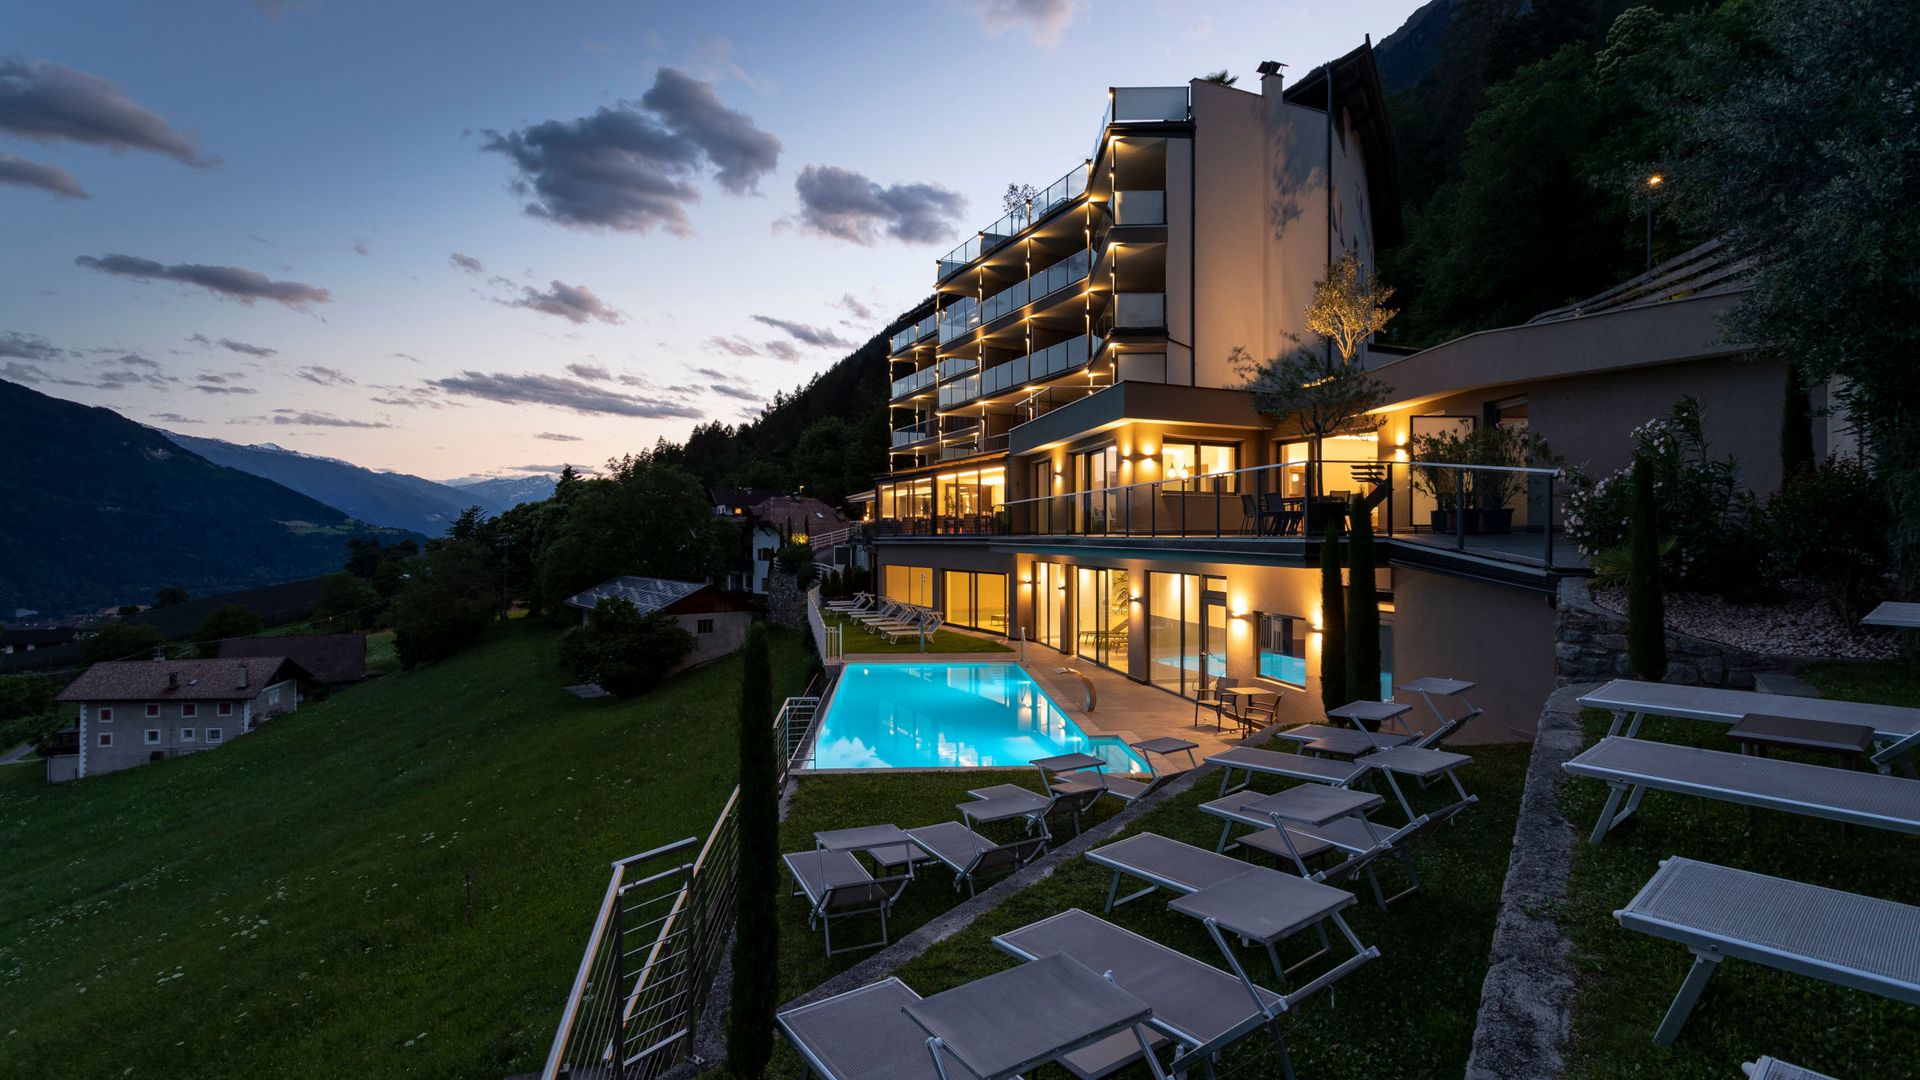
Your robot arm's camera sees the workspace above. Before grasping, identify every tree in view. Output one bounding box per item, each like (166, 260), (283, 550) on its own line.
(81, 622), (170, 664)
(534, 456), (736, 611)
(1001, 182), (1038, 214)
(154, 585), (188, 607)
(553, 464), (585, 503)
(1649, 0), (1920, 594)
(312, 572), (380, 630)
(727, 623), (778, 1077)
(1627, 454), (1667, 680)
(1317, 517), (1348, 711)
(1304, 252), (1397, 365)
(448, 505), (487, 542)
(1345, 496), (1382, 703)
(391, 544), (498, 669)
(557, 599), (697, 697)
(193, 604), (263, 657)
(0, 673), (54, 723)
(1780, 361), (1814, 479)
(1199, 69), (1237, 86)
(1234, 342), (1388, 499)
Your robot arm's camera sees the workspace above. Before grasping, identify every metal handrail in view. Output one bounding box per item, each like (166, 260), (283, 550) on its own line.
(997, 458), (1556, 513)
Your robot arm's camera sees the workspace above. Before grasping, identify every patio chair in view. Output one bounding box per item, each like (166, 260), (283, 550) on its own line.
(995, 907), (1372, 1080)
(1563, 736), (1920, 845)
(903, 820), (1049, 897)
(1193, 674), (1229, 731)
(777, 977), (941, 1080)
(1743, 1057), (1840, 1080)
(782, 850), (911, 958)
(1615, 857), (1920, 1046)
(961, 783), (1104, 839)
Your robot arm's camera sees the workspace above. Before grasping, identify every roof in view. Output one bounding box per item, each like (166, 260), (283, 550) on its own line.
(1526, 238), (1752, 325)
(56, 657), (309, 703)
(1282, 39), (1403, 250)
(752, 496), (851, 536)
(219, 634), (367, 684)
(708, 486), (780, 510)
(564, 577), (707, 616)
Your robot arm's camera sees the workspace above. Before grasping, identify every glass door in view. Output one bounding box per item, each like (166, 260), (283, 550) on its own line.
(1075, 445), (1119, 534)
(1035, 561), (1065, 651)
(1074, 566), (1131, 673)
(1200, 576), (1228, 690)
(1149, 572), (1204, 698)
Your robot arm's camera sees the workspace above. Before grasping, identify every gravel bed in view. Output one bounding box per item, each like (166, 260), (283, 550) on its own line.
(1591, 582), (1900, 659)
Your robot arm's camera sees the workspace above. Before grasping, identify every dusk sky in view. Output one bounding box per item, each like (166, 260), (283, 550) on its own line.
(1, 0), (1422, 483)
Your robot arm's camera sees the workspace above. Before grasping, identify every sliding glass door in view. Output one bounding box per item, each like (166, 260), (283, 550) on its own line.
(1074, 566), (1130, 674)
(1034, 561), (1066, 651)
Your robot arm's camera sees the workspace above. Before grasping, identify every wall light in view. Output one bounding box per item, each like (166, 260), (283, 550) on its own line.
(1130, 594), (1142, 605)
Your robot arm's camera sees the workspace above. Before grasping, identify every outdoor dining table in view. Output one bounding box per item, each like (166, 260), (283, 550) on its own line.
(903, 952), (1159, 1080)
(1221, 685), (1280, 729)
(814, 822), (924, 878)
(1031, 751), (1109, 794)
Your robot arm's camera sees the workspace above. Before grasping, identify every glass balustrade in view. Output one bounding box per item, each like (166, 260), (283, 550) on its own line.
(936, 357), (976, 380)
(889, 313), (938, 354)
(939, 333), (1097, 408)
(937, 296), (981, 344)
(890, 419), (936, 447)
(1113, 190), (1166, 226)
(941, 249), (1091, 345)
(889, 366), (938, 399)
(936, 163), (1091, 282)
(1110, 86), (1190, 123)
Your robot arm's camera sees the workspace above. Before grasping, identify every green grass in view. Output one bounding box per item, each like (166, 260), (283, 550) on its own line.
(1799, 658), (1920, 708)
(768, 741), (1530, 1079)
(363, 628), (399, 674)
(1561, 696), (1920, 1078)
(0, 619), (812, 1079)
(823, 611), (1012, 654)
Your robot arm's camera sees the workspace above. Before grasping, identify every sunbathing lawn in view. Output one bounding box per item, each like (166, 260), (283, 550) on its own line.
(769, 740), (1530, 1079)
(1560, 668), (1920, 1078)
(822, 610), (1012, 655)
(0, 620), (812, 1079)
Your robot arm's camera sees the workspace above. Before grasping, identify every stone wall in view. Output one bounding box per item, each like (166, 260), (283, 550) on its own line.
(1554, 578), (1791, 688)
(764, 566), (811, 636)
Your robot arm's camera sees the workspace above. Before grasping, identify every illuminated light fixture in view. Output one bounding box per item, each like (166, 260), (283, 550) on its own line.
(1647, 173), (1665, 188)
(1129, 594), (1142, 605)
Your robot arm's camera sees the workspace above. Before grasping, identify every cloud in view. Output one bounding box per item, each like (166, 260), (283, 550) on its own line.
(0, 57), (213, 165)
(192, 383), (257, 395)
(188, 332), (277, 357)
(296, 365), (354, 386)
(763, 340), (800, 362)
(75, 254), (331, 309)
(270, 409), (391, 428)
(107, 352), (164, 371)
(836, 292), (874, 320)
(691, 365), (746, 383)
(352, 239), (370, 256)
(391, 351), (422, 364)
(449, 251), (485, 273)
(149, 412), (201, 424)
(565, 361), (612, 380)
(367, 385), (448, 409)
(704, 335), (759, 358)
(502, 280), (624, 324)
(751, 314), (854, 350)
(968, 0), (1079, 46)
(2, 361), (68, 385)
(709, 382), (761, 402)
(480, 67), (779, 234)
(429, 370), (705, 419)
(0, 153), (86, 199)
(790, 164), (965, 245)
(0, 330), (64, 361)
(535, 431), (582, 442)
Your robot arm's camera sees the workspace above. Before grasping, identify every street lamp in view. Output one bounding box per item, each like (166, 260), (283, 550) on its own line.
(1644, 173), (1664, 272)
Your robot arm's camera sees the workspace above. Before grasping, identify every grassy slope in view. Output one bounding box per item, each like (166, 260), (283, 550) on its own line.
(0, 620), (810, 1079)
(822, 611), (1012, 654)
(1561, 661), (1920, 1078)
(770, 741), (1530, 1079)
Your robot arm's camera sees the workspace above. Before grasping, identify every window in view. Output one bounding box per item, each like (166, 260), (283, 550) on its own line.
(696, 618), (714, 634)
(1074, 567), (1131, 674)
(942, 571), (1009, 633)
(1160, 441), (1239, 492)
(882, 564), (933, 606)
(1149, 573), (1225, 698)
(98, 707), (113, 722)
(1258, 614), (1308, 688)
(207, 728), (224, 743)
(144, 729), (161, 745)
(145, 703), (160, 718)
(1033, 561), (1066, 651)
(180, 728), (195, 743)
(181, 703), (197, 718)
(217, 702), (232, 717)
(98, 733), (113, 747)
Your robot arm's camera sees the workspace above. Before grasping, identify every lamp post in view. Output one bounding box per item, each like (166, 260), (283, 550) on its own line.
(1644, 173), (1664, 273)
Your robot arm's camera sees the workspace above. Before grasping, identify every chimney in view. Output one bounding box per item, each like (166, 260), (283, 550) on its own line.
(235, 662), (249, 690)
(167, 671), (179, 689)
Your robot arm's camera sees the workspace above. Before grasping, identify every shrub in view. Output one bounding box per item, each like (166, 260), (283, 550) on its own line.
(194, 604), (264, 658)
(0, 673), (54, 723)
(556, 598), (697, 697)
(1318, 516), (1348, 710)
(728, 623), (777, 1076)
(1465, 424), (1560, 511)
(1345, 495), (1382, 702)
(1627, 455), (1668, 680)
(390, 547), (497, 669)
(1761, 455), (1890, 615)
(312, 572), (382, 630)
(774, 540), (814, 579)
(80, 622), (170, 664)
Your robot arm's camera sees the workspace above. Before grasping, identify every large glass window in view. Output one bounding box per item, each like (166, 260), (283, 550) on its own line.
(1074, 567), (1130, 674)
(1035, 561), (1066, 651)
(1148, 573), (1214, 697)
(1160, 441), (1239, 492)
(1075, 446), (1119, 533)
(882, 564), (933, 606)
(942, 571), (1008, 633)
(1258, 614), (1307, 687)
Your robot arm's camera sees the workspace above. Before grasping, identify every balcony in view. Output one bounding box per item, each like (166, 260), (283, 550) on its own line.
(1109, 292), (1166, 330)
(939, 248), (1094, 345)
(889, 313), (939, 355)
(937, 163), (1090, 281)
(941, 431), (1011, 461)
(935, 357), (977, 381)
(940, 333), (1099, 409)
(889, 365), (938, 400)
(1112, 190), (1166, 226)
(890, 419), (936, 447)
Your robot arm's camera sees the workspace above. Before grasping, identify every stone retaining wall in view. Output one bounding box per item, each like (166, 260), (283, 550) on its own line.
(764, 566), (810, 636)
(1554, 578), (1791, 689)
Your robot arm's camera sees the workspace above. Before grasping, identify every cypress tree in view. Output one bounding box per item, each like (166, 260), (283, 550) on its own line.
(1345, 495), (1383, 703)
(1318, 514), (1349, 711)
(727, 623), (777, 1076)
(1780, 360), (1814, 478)
(1627, 455), (1668, 681)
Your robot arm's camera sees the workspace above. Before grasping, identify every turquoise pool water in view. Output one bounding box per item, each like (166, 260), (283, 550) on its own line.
(812, 663), (1149, 772)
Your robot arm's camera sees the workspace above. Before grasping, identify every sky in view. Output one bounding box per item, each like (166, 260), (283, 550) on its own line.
(0, 0), (1424, 484)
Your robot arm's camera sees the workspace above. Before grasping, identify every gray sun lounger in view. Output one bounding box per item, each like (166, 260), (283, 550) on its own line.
(1100, 769), (1183, 806)
(782, 850), (911, 957)
(777, 977), (942, 1080)
(1272, 723), (1415, 757)
(1743, 1057), (1840, 1080)
(823, 592), (875, 613)
(1207, 744), (1376, 795)
(1564, 736), (1920, 844)
(962, 784), (1103, 839)
(994, 907), (1372, 1080)
(1579, 679), (1920, 774)
(904, 820), (1048, 897)
(1617, 856), (1920, 1046)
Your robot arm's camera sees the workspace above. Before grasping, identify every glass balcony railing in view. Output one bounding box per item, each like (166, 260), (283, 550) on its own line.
(1092, 86), (1192, 175)
(1112, 189), (1166, 226)
(936, 163), (1090, 282)
(889, 313), (939, 355)
(889, 365), (938, 399)
(891, 419), (936, 447)
(936, 357), (977, 381)
(939, 248), (1093, 345)
(939, 333), (1098, 408)
(1110, 292), (1166, 329)
(937, 295), (980, 344)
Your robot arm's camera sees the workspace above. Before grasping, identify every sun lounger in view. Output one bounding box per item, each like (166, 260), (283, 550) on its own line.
(881, 611), (941, 645)
(1272, 723), (1415, 757)
(1168, 864), (1374, 986)
(961, 784), (1103, 839)
(823, 592), (875, 613)
(994, 907), (1372, 1080)
(1100, 769), (1182, 806)
(854, 602), (913, 627)
(1578, 679), (1920, 774)
(782, 850), (911, 957)
(777, 977), (939, 1080)
(904, 953), (1161, 1080)
(1086, 831), (1265, 912)
(1616, 857), (1920, 1046)
(1564, 736), (1920, 845)
(903, 820), (1048, 896)
(1207, 744), (1376, 795)
(1743, 1057), (1839, 1080)
(1355, 744), (1475, 820)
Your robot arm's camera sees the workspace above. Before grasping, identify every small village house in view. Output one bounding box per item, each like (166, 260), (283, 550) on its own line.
(218, 633), (369, 689)
(564, 577), (754, 673)
(49, 656), (313, 782)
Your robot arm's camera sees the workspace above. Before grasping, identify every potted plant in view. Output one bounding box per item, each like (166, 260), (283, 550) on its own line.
(1409, 429), (1470, 533)
(1465, 425), (1560, 534)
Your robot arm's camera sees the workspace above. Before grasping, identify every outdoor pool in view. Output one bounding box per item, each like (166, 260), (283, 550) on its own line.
(810, 662), (1149, 772)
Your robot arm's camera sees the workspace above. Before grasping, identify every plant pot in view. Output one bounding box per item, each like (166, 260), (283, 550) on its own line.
(1475, 507), (1515, 534)
(1427, 509), (1456, 533)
